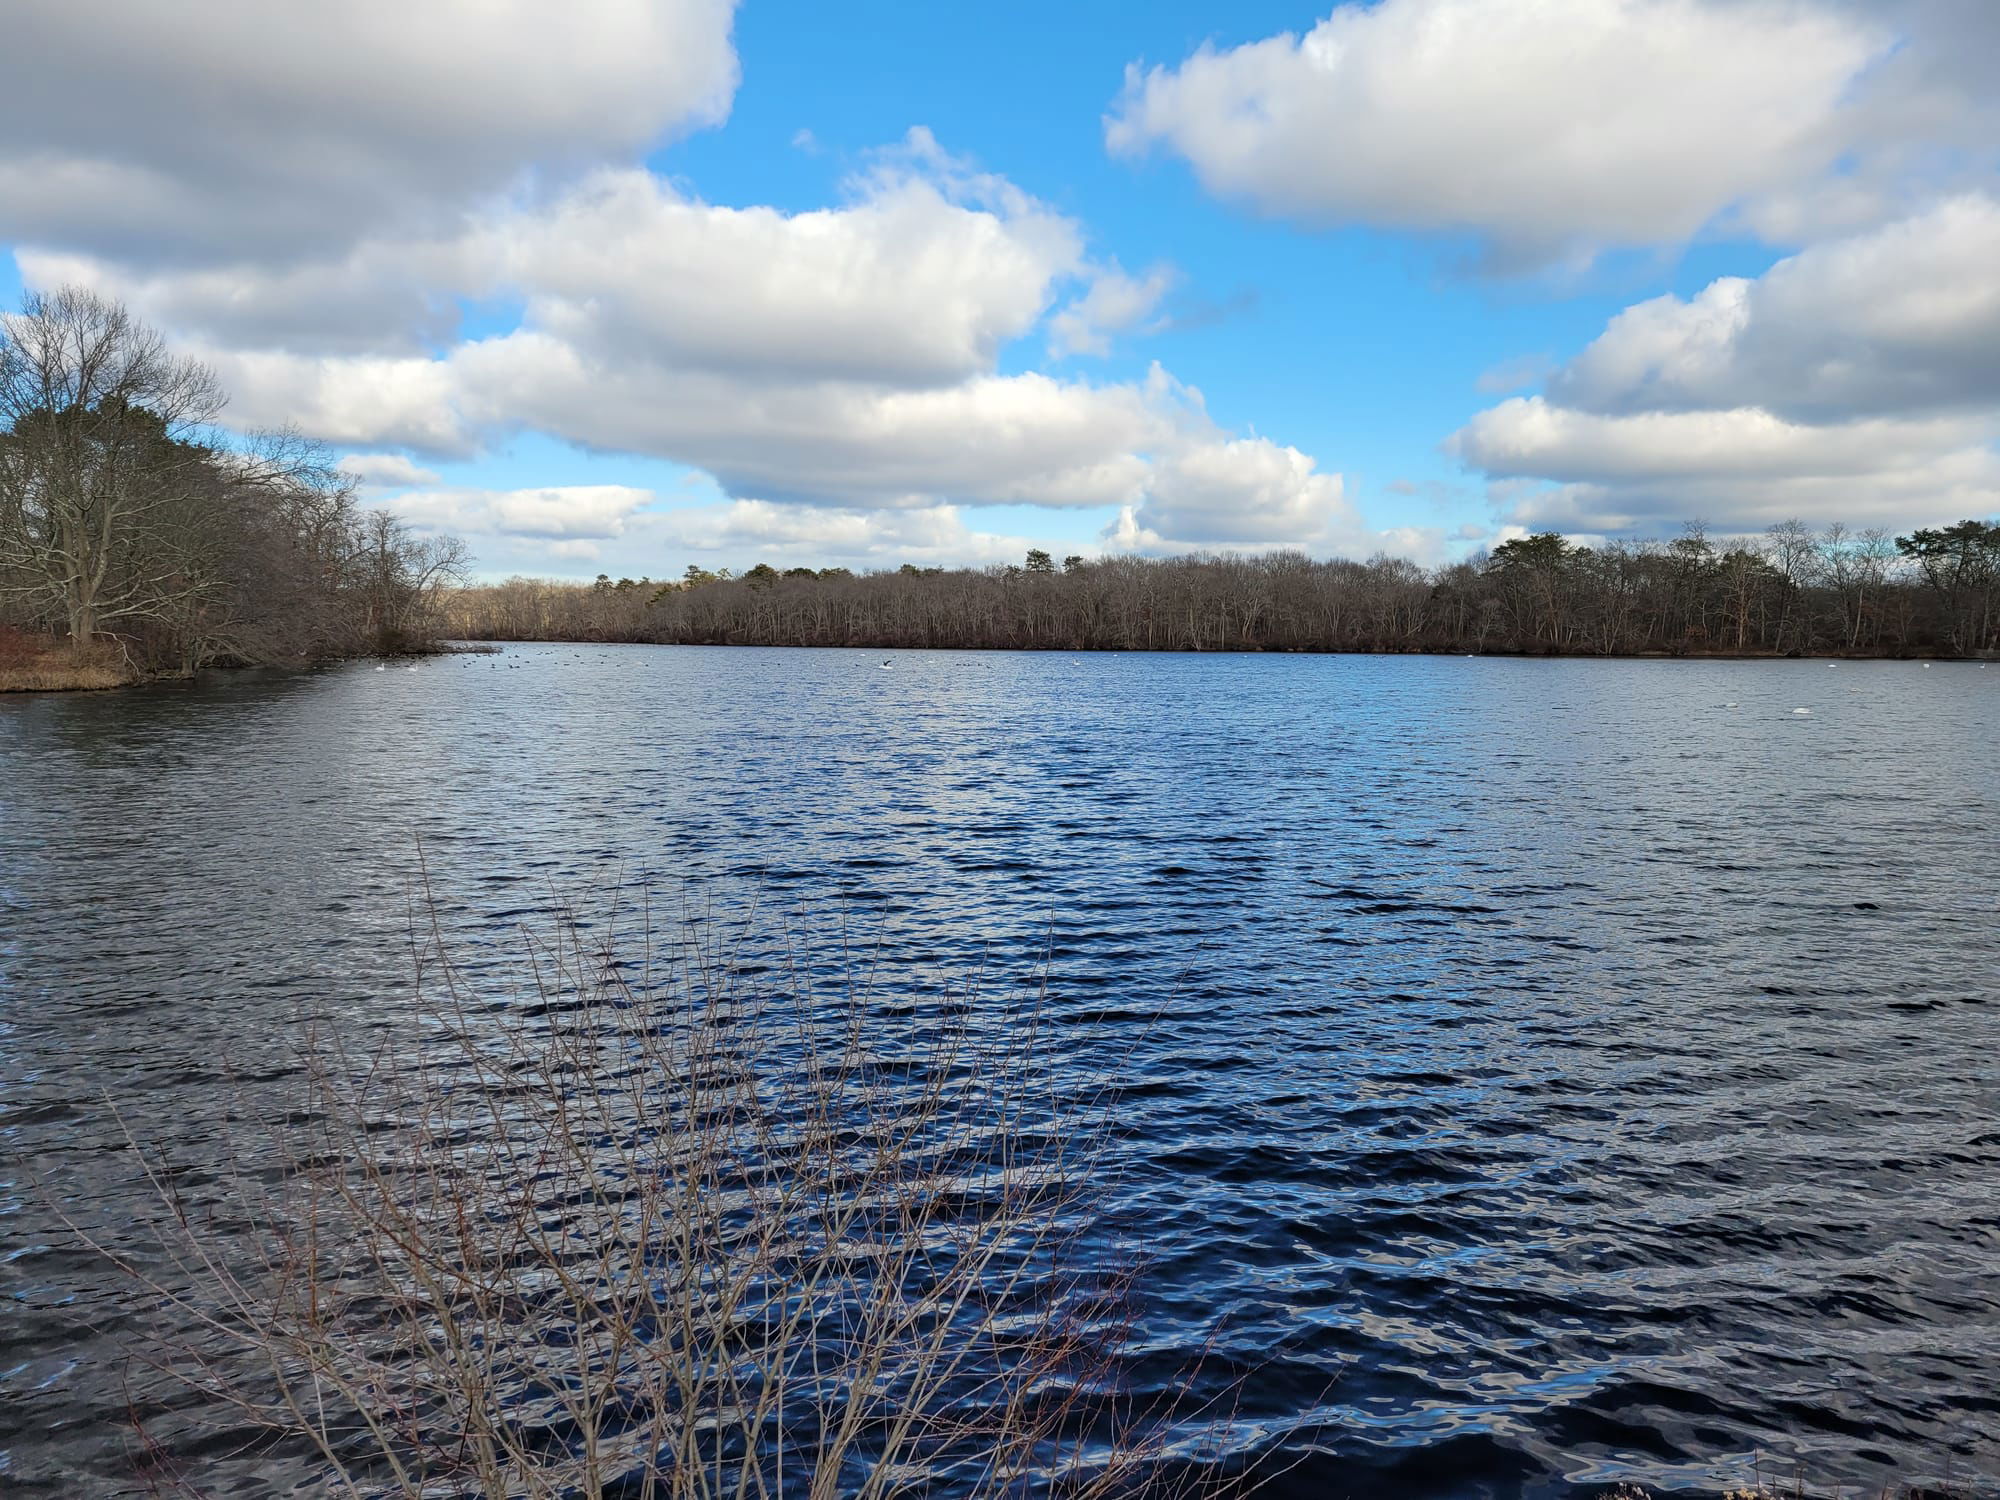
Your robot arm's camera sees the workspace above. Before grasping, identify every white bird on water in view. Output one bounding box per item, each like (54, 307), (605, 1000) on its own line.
(375, 664), (386, 672)
(879, 660), (894, 670)
(1793, 707), (1812, 715)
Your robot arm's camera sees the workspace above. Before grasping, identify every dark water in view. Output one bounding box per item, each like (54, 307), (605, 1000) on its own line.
(2, 645), (1996, 1497)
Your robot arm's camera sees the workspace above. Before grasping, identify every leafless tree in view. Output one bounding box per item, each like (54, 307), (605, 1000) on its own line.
(0, 286), (224, 642)
(1, 296), (470, 677)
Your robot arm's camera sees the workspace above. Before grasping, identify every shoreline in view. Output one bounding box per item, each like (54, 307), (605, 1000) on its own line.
(454, 635), (2000, 663)
(0, 637), (481, 695)
(8, 635), (1991, 694)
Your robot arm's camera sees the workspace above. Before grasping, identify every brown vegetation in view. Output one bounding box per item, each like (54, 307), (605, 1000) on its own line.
(99, 899), (1240, 1499)
(0, 288), (466, 685)
(445, 521), (2000, 659)
(0, 622), (131, 691)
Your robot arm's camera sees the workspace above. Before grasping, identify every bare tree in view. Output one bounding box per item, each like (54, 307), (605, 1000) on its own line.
(0, 286), (224, 642)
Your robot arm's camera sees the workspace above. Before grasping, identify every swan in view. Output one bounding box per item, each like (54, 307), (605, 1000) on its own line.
(1792, 707), (1811, 715)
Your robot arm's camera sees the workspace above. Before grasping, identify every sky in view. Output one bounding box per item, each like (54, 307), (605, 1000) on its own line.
(2, 0), (1997, 580)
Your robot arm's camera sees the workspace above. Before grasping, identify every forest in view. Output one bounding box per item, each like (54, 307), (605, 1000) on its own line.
(447, 520), (2000, 659)
(8, 288), (1996, 676)
(0, 288), (464, 687)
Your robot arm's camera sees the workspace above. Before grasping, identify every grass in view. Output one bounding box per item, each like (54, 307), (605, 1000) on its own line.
(0, 625), (134, 691)
(93, 892), (1244, 1500)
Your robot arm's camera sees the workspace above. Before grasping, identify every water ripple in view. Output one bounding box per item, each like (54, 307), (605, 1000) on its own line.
(1, 646), (1996, 1497)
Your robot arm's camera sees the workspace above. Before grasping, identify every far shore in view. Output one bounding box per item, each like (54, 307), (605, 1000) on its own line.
(452, 634), (2000, 663)
(8, 635), (1997, 694)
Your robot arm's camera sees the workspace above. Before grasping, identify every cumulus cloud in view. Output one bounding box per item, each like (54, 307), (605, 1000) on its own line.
(0, 0), (739, 262)
(1454, 398), (2000, 533)
(1115, 437), (1353, 547)
(1452, 197), (2000, 533)
(1483, 448), (2000, 533)
(422, 498), (1055, 578)
(187, 313), (1373, 553)
(390, 486), (655, 541)
(1049, 263), (1177, 357)
(15, 244), (470, 356)
(655, 500), (1039, 568)
(1105, 0), (1973, 265)
(335, 453), (442, 488)
(199, 347), (475, 455)
(497, 158), (1080, 386)
(189, 334), (1166, 514)
(19, 132), (1090, 384)
(1452, 400), (1994, 485)
(1548, 194), (2000, 420)
(9, 61), (1362, 565)
(444, 341), (1167, 510)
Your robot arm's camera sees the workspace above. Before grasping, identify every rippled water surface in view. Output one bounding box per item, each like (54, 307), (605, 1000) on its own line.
(3, 645), (1996, 1497)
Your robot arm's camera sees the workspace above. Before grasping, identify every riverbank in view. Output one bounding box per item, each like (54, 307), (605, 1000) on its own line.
(0, 628), (487, 693)
(0, 630), (133, 692)
(440, 537), (1999, 659)
(459, 632), (1997, 663)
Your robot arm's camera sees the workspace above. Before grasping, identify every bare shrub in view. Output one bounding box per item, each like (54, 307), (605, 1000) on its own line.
(102, 896), (1232, 1499)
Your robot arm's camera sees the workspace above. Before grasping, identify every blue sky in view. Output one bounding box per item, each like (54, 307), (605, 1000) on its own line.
(3, 0), (1996, 578)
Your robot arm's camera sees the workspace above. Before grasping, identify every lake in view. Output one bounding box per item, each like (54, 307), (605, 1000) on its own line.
(2, 645), (1996, 1497)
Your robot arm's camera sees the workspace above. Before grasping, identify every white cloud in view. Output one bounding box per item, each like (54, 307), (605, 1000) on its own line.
(200, 348), (475, 455)
(187, 329), (1180, 513)
(1488, 448), (2000, 533)
(0, 0), (739, 262)
(1451, 399), (1991, 485)
(1049, 262), (1178, 357)
(15, 244), (469, 356)
(655, 500), (1038, 567)
(1449, 188), (2000, 535)
(456, 343), (1169, 510)
(391, 486), (655, 540)
(335, 453), (442, 488)
(1453, 395), (2000, 531)
(493, 153), (1083, 386)
(1106, 0), (1916, 265)
(10, 95), (1364, 562)
(1117, 437), (1354, 547)
(1548, 194), (2000, 420)
(1415, 114), (2000, 543)
(19, 133), (1095, 387)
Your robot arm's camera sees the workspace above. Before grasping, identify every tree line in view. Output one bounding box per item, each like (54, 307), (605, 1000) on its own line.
(446, 523), (2000, 658)
(0, 288), (465, 676)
